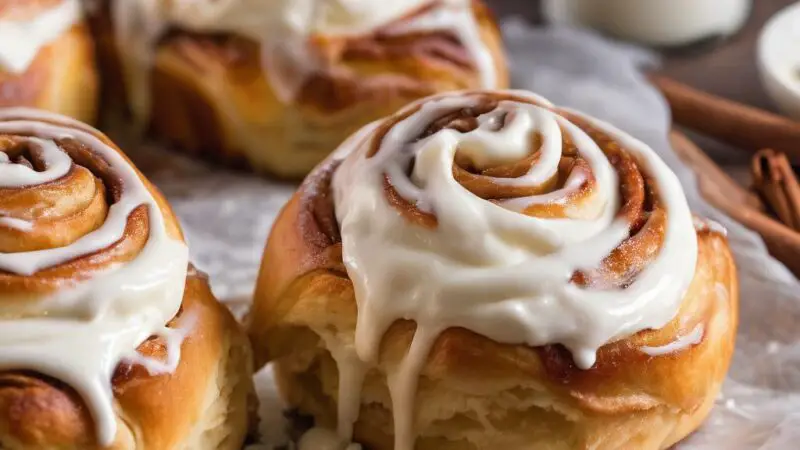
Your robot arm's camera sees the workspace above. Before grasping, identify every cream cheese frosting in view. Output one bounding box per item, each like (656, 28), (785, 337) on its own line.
(164, 0), (432, 36)
(329, 90), (699, 450)
(0, 0), (83, 73)
(640, 324), (705, 356)
(0, 108), (189, 445)
(109, 0), (497, 121)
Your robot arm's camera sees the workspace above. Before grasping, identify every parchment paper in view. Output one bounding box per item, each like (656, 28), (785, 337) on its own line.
(132, 21), (800, 449)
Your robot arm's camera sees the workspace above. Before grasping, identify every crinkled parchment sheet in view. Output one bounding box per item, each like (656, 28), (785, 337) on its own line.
(128, 22), (800, 450)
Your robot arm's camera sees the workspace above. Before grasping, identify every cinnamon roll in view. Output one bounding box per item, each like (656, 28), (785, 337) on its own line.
(91, 0), (508, 178)
(248, 90), (739, 450)
(0, 109), (254, 449)
(0, 0), (98, 123)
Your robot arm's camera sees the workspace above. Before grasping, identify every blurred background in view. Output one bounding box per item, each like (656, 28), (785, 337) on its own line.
(490, 0), (786, 113)
(487, 0), (797, 183)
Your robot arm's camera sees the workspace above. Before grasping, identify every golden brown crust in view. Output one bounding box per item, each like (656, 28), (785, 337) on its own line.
(92, 0), (508, 177)
(0, 373), (95, 448)
(0, 115), (179, 300)
(0, 121), (255, 449)
(0, 272), (256, 450)
(0, 19), (98, 124)
(248, 93), (739, 449)
(111, 271), (256, 450)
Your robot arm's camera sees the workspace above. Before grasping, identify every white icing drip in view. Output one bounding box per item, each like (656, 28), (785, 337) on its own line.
(330, 90), (698, 450)
(331, 351), (367, 441)
(694, 216), (728, 236)
(109, 0), (496, 122)
(122, 309), (198, 375)
(640, 324), (705, 356)
(0, 108), (189, 446)
(109, 0), (168, 126)
(386, 327), (439, 450)
(0, 0), (83, 73)
(0, 216), (34, 231)
(711, 220), (727, 235)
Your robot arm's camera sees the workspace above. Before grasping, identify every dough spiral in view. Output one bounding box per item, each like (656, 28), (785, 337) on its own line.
(0, 108), (254, 449)
(334, 90), (698, 370)
(249, 90), (738, 450)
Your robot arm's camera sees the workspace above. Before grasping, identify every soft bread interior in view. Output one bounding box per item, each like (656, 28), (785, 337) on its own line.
(273, 324), (725, 450)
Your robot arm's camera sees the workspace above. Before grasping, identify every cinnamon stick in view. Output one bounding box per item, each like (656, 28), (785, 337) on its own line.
(670, 132), (800, 278)
(652, 75), (800, 160)
(752, 149), (800, 231)
(668, 130), (764, 211)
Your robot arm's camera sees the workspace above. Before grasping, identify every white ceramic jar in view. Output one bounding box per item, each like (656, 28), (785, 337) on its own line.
(543, 0), (753, 47)
(758, 1), (800, 119)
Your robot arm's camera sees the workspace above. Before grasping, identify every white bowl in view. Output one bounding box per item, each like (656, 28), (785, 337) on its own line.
(758, 1), (800, 120)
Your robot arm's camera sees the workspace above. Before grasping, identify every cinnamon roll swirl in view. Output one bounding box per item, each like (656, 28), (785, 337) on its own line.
(0, 0), (98, 123)
(248, 90), (738, 450)
(90, 0), (508, 177)
(0, 109), (254, 449)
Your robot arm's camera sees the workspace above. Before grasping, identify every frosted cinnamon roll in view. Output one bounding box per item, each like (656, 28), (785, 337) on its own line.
(91, 0), (508, 178)
(248, 90), (738, 450)
(0, 0), (98, 123)
(0, 109), (254, 449)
